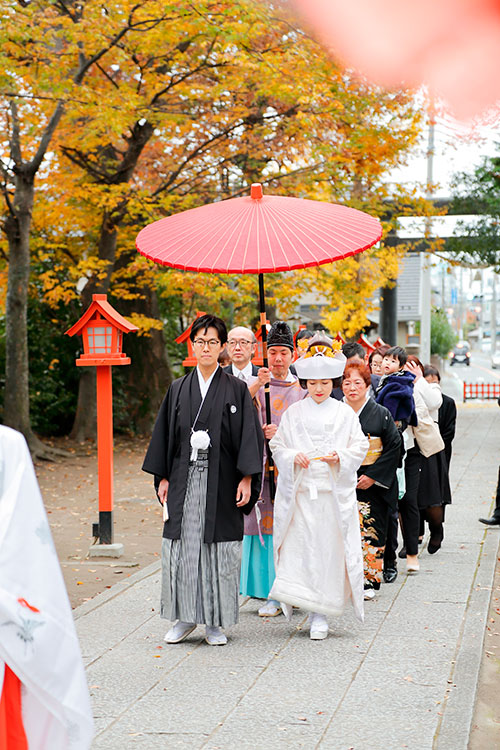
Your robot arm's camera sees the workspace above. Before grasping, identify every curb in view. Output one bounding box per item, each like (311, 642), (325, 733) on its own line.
(435, 528), (500, 749)
(73, 560), (161, 621)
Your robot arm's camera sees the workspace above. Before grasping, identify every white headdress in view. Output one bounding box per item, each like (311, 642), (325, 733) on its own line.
(294, 343), (347, 380)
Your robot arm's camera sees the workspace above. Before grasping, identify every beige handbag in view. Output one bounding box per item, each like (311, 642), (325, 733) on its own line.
(412, 404), (444, 458)
(361, 435), (383, 466)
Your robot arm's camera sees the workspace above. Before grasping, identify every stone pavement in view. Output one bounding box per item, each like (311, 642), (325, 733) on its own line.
(75, 404), (500, 750)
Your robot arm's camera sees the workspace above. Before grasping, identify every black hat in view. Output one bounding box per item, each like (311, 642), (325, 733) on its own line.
(267, 321), (294, 351)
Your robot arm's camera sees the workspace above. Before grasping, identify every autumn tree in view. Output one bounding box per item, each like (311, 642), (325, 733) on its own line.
(2, 0), (427, 441)
(34, 2), (425, 431)
(447, 152), (500, 271)
(0, 0), (178, 452)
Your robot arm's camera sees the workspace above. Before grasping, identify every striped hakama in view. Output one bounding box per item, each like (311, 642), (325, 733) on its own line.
(160, 451), (242, 628)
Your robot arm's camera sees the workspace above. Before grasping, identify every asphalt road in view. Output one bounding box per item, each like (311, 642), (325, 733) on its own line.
(443, 348), (500, 402)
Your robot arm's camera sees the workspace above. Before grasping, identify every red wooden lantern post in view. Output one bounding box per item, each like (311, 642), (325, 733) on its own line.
(66, 294), (138, 553)
(175, 311), (207, 366)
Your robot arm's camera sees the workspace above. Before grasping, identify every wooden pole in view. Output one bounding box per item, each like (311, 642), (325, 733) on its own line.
(96, 365), (114, 543)
(258, 273), (275, 499)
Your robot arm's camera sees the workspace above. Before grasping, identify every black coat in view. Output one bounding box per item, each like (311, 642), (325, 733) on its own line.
(142, 368), (264, 543)
(438, 393), (457, 467)
(356, 398), (402, 509)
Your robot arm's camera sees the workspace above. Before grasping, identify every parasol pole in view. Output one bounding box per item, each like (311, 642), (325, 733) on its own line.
(258, 273), (276, 499)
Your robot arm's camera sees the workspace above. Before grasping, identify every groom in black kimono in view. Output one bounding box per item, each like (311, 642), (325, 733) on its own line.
(143, 314), (263, 646)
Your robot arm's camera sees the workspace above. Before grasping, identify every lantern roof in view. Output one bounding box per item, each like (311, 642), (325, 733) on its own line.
(357, 333), (375, 354)
(66, 294), (139, 337)
(175, 311), (207, 345)
(373, 336), (388, 349)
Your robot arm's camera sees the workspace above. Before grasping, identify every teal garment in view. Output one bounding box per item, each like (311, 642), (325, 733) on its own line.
(240, 534), (275, 599)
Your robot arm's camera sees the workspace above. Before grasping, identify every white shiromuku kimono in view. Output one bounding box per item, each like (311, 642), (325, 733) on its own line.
(269, 397), (368, 621)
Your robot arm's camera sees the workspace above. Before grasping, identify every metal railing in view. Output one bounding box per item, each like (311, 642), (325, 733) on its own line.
(463, 382), (500, 402)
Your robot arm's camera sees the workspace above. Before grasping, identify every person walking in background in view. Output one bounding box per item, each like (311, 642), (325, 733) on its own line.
(224, 326), (259, 382)
(143, 314), (263, 646)
(420, 365), (456, 543)
(368, 345), (390, 377)
(331, 341), (380, 399)
(479, 468), (500, 526)
(295, 328), (313, 358)
(399, 355), (445, 572)
(269, 342), (367, 639)
(241, 321), (306, 618)
(375, 346), (417, 431)
(342, 362), (401, 600)
(479, 395), (500, 526)
(424, 365), (456, 476)
(374, 346), (418, 575)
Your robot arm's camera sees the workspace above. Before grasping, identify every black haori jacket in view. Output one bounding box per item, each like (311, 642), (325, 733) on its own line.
(142, 367), (264, 543)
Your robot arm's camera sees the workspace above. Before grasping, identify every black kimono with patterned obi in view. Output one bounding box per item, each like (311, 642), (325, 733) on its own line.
(355, 398), (402, 588)
(356, 398), (402, 508)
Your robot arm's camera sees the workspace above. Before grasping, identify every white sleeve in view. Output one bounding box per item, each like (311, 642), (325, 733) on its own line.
(415, 378), (442, 412)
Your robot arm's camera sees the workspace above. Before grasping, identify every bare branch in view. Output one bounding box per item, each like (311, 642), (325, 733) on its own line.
(95, 62), (120, 89)
(151, 107), (299, 198)
(9, 102), (22, 166)
(28, 100), (65, 175)
(74, 6), (174, 85)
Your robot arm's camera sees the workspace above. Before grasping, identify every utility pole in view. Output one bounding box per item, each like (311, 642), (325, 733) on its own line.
(420, 106), (434, 364)
(492, 272), (497, 354)
(479, 269), (484, 344)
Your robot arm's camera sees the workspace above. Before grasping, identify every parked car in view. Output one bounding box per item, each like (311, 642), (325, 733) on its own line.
(449, 342), (471, 366)
(492, 351), (500, 369)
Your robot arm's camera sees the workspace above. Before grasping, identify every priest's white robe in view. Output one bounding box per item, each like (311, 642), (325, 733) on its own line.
(269, 398), (368, 621)
(0, 426), (94, 749)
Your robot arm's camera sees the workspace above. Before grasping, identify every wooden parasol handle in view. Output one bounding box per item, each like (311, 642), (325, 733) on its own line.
(259, 273), (275, 499)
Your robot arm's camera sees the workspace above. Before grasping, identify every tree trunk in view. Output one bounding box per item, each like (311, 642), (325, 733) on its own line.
(69, 368), (97, 443)
(119, 286), (173, 434)
(4, 174), (34, 440)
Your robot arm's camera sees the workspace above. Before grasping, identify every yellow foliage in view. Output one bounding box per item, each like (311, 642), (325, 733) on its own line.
(0, 0), (430, 337)
(126, 313), (164, 336)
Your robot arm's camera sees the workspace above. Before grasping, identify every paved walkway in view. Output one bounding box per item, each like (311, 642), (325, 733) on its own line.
(75, 404), (500, 750)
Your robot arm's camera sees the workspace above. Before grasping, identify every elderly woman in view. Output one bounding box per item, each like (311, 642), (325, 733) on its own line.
(268, 341), (368, 640)
(342, 362), (402, 600)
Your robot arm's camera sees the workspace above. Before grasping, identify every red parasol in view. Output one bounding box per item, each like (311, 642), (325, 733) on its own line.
(136, 183), (382, 494)
(137, 183), (381, 274)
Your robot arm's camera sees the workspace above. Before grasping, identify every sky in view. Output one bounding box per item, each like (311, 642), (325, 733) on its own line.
(390, 107), (499, 239)
(390, 110), (499, 199)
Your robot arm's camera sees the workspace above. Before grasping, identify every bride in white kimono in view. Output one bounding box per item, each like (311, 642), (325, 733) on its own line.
(269, 342), (368, 639)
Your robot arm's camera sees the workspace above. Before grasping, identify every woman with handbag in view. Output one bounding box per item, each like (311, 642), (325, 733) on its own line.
(416, 361), (451, 554)
(399, 355), (444, 573)
(342, 362), (402, 600)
